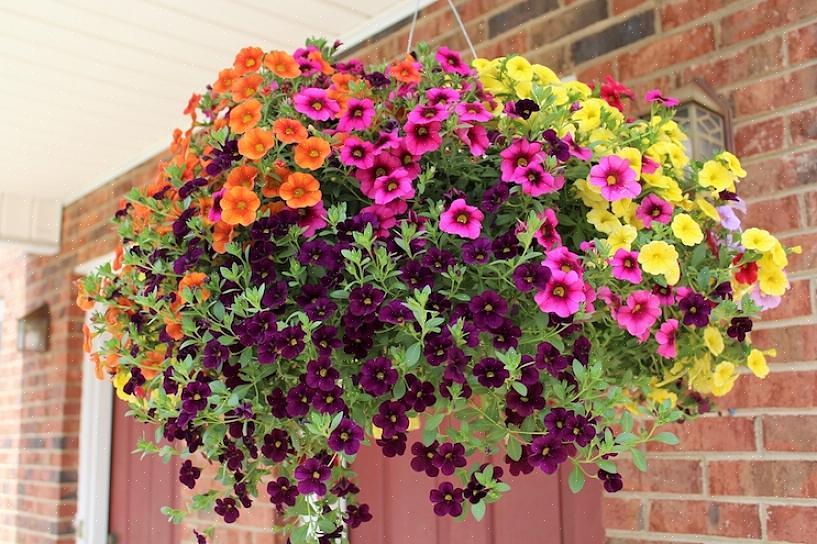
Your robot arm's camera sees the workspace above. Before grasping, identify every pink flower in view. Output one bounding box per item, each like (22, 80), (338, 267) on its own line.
(373, 168), (415, 204)
(407, 103), (449, 125)
(635, 193), (673, 228)
(534, 269), (586, 317)
(534, 209), (561, 249)
(297, 202), (328, 237)
(374, 129), (401, 151)
(616, 290), (661, 337)
(435, 46), (472, 76)
(655, 319), (679, 358)
(404, 121), (442, 155)
(645, 89), (680, 108)
(337, 98), (375, 132)
(610, 249), (642, 284)
(516, 164), (564, 196)
(339, 136), (375, 169)
(392, 144), (422, 180)
(455, 124), (490, 156)
(500, 139), (545, 182)
(544, 246), (583, 275)
(652, 284), (675, 305)
(589, 155), (640, 201)
(426, 87), (460, 105)
(455, 101), (492, 123)
(563, 132), (592, 161)
(641, 155), (660, 175)
(293, 87), (340, 121)
(600, 75), (634, 112)
(440, 198), (484, 239)
(361, 204), (398, 238)
(356, 152), (401, 197)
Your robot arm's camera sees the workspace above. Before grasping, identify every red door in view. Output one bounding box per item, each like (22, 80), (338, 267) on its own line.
(352, 429), (604, 543)
(108, 399), (181, 544)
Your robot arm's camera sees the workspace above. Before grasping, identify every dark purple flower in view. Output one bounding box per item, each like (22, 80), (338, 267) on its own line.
(181, 379), (211, 415)
(464, 464), (503, 504)
(349, 284), (385, 316)
(469, 290), (508, 330)
(679, 292), (711, 327)
(535, 341), (571, 376)
(358, 356), (398, 396)
(214, 497), (239, 523)
(433, 442), (467, 476)
(727, 316), (753, 342)
(492, 231), (521, 260)
(276, 325), (306, 359)
(304, 297), (337, 321)
(400, 260), (435, 290)
(376, 431), (407, 457)
(515, 98), (540, 119)
(294, 457), (331, 496)
(513, 262), (551, 292)
(528, 434), (569, 474)
(598, 469), (624, 493)
(345, 503), (373, 529)
(424, 330), (453, 366)
(203, 339), (230, 369)
(543, 408), (573, 441)
(297, 283), (328, 306)
(372, 400), (409, 438)
(286, 383), (313, 418)
(194, 530), (207, 544)
(429, 482), (464, 517)
(261, 429), (291, 462)
(573, 336), (592, 365)
(506, 381), (545, 417)
(567, 414), (596, 446)
(400, 374), (437, 412)
(331, 477), (360, 498)
(490, 318), (522, 351)
(505, 445), (534, 476)
(481, 183), (510, 214)
(473, 357), (510, 388)
(461, 237), (492, 265)
(268, 476), (299, 508)
(379, 300), (414, 325)
(410, 440), (440, 477)
(328, 418), (364, 455)
(179, 459), (201, 489)
(305, 357), (340, 392)
(311, 325), (341, 356)
(422, 248), (455, 273)
(311, 385), (346, 414)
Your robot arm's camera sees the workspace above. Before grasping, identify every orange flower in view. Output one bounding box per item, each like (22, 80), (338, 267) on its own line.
(308, 50), (334, 75)
(262, 160), (292, 198)
(229, 99), (262, 134)
(279, 172), (322, 208)
(233, 46), (264, 75)
(76, 282), (95, 311)
(272, 118), (308, 144)
(140, 347), (166, 380)
(294, 137), (331, 170)
(389, 56), (422, 84)
(225, 165), (258, 189)
(214, 67), (239, 93)
(231, 73), (264, 101)
(90, 353), (104, 380)
(263, 50), (301, 79)
(164, 317), (184, 341)
(178, 272), (210, 301)
(213, 221), (235, 254)
(82, 323), (92, 353)
(113, 245), (124, 271)
(238, 128), (275, 160)
(221, 186), (261, 226)
(184, 93), (200, 121)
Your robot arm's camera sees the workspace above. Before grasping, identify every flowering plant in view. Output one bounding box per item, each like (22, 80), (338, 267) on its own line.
(79, 38), (793, 542)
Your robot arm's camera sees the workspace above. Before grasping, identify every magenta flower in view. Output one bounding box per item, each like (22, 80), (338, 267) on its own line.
(655, 319), (679, 358)
(635, 193), (673, 228)
(610, 249), (642, 284)
(534, 209), (562, 249)
(339, 136), (375, 169)
(440, 198), (484, 239)
(534, 269), (586, 317)
(296, 201), (328, 237)
(407, 102), (449, 125)
(360, 204), (398, 238)
(543, 246), (582, 275)
(563, 132), (592, 161)
(616, 290), (661, 337)
(373, 168), (415, 205)
(404, 121), (442, 155)
(293, 87), (340, 121)
(455, 124), (490, 156)
(426, 87), (460, 105)
(641, 155), (660, 174)
(589, 155), (640, 201)
(516, 163), (563, 196)
(455, 101), (492, 123)
(435, 46), (472, 76)
(356, 152), (400, 197)
(645, 89), (680, 107)
(500, 139), (545, 182)
(337, 97), (375, 132)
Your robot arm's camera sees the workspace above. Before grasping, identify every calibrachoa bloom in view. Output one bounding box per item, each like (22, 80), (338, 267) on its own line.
(82, 40), (793, 542)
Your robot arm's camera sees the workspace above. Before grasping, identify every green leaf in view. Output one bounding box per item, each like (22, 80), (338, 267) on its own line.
(511, 381), (528, 396)
(290, 524), (309, 544)
(616, 432), (639, 445)
(620, 411), (633, 433)
(653, 431), (680, 445)
(506, 438), (522, 461)
(597, 460), (617, 474)
(630, 449), (648, 472)
(568, 464), (585, 493)
(471, 500), (486, 522)
(425, 412), (445, 432)
(405, 342), (422, 368)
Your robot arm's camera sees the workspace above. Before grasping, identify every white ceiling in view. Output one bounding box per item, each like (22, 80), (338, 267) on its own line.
(0, 0), (429, 204)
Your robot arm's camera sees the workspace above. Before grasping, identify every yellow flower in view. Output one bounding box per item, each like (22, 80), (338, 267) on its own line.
(532, 64), (560, 84)
(617, 147), (642, 178)
(564, 81), (593, 99)
(770, 241), (789, 268)
(587, 207), (621, 234)
(607, 224), (638, 253)
(699, 160), (736, 192)
(741, 227), (777, 253)
(472, 58), (491, 71)
(758, 264), (789, 296)
(113, 370), (136, 402)
(506, 56), (533, 82)
(703, 327), (724, 356)
(638, 241), (680, 285)
(572, 98), (605, 132)
(514, 79), (532, 98)
(575, 178), (608, 208)
(717, 151), (747, 178)
(671, 214), (704, 246)
(611, 199), (643, 228)
(747, 349), (769, 379)
(647, 383), (678, 407)
(657, 179), (684, 203)
(695, 197), (721, 222)
(688, 354), (713, 394)
(711, 361), (738, 397)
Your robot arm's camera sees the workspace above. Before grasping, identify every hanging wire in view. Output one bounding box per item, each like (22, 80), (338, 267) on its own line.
(406, 0), (478, 59)
(406, 0), (421, 54)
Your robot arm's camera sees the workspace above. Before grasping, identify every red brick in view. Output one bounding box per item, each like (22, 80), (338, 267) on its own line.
(759, 279), (813, 321)
(767, 505), (817, 544)
(576, 59), (616, 85)
(738, 154), (794, 200)
(602, 497), (643, 531)
(649, 500), (761, 538)
(660, 0), (727, 30)
(721, 0), (817, 46)
(733, 65), (817, 117)
(744, 195), (800, 233)
(618, 458), (703, 493)
(610, 0), (649, 15)
(764, 415), (817, 452)
(790, 105), (817, 146)
(722, 370), (817, 408)
(476, 29), (528, 60)
(789, 23), (817, 65)
(682, 36), (784, 90)
(709, 460), (817, 498)
(784, 230), (817, 273)
(735, 117), (785, 157)
(618, 24), (716, 80)
(750, 324), (817, 363)
(647, 417), (756, 453)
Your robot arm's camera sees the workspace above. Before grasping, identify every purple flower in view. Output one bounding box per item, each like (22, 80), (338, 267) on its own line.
(294, 457), (331, 496)
(528, 434), (569, 474)
(376, 431), (407, 457)
(312, 325), (342, 356)
(293, 87), (340, 121)
(435, 46), (471, 76)
(345, 504), (373, 529)
(423, 331), (453, 366)
(430, 482), (464, 517)
(410, 441), (440, 477)
(727, 316), (753, 342)
(401, 260), (435, 290)
(473, 357), (510, 388)
(506, 445), (534, 476)
(379, 300), (414, 325)
(305, 357), (340, 392)
(179, 459), (201, 489)
(400, 374), (437, 412)
(349, 284), (385, 316)
(461, 237), (493, 264)
(276, 325), (305, 359)
(286, 383), (312, 418)
(181, 379), (211, 415)
(422, 247), (456, 273)
(492, 231), (521, 260)
(469, 290), (508, 330)
(513, 262), (551, 292)
(267, 476), (299, 508)
(567, 414), (596, 446)
(514, 98), (540, 119)
(311, 385), (346, 414)
(214, 497), (239, 523)
(304, 297), (337, 321)
(543, 408), (573, 441)
(328, 418), (364, 455)
(337, 97), (375, 132)
(261, 429), (291, 462)
(598, 469), (624, 492)
(506, 382), (545, 417)
(358, 356), (398, 396)
(203, 339), (229, 369)
(679, 292), (711, 327)
(372, 400), (409, 438)
(433, 442), (467, 476)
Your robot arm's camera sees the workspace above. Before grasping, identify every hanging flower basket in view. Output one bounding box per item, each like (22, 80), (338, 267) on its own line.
(79, 37), (793, 543)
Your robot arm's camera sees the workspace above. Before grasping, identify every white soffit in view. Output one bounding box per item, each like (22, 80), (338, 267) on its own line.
(0, 0), (433, 207)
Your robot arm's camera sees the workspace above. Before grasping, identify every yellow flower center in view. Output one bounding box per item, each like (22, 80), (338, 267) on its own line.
(606, 175), (617, 185)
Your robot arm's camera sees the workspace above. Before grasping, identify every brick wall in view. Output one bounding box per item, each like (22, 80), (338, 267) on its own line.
(0, 0), (815, 542)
